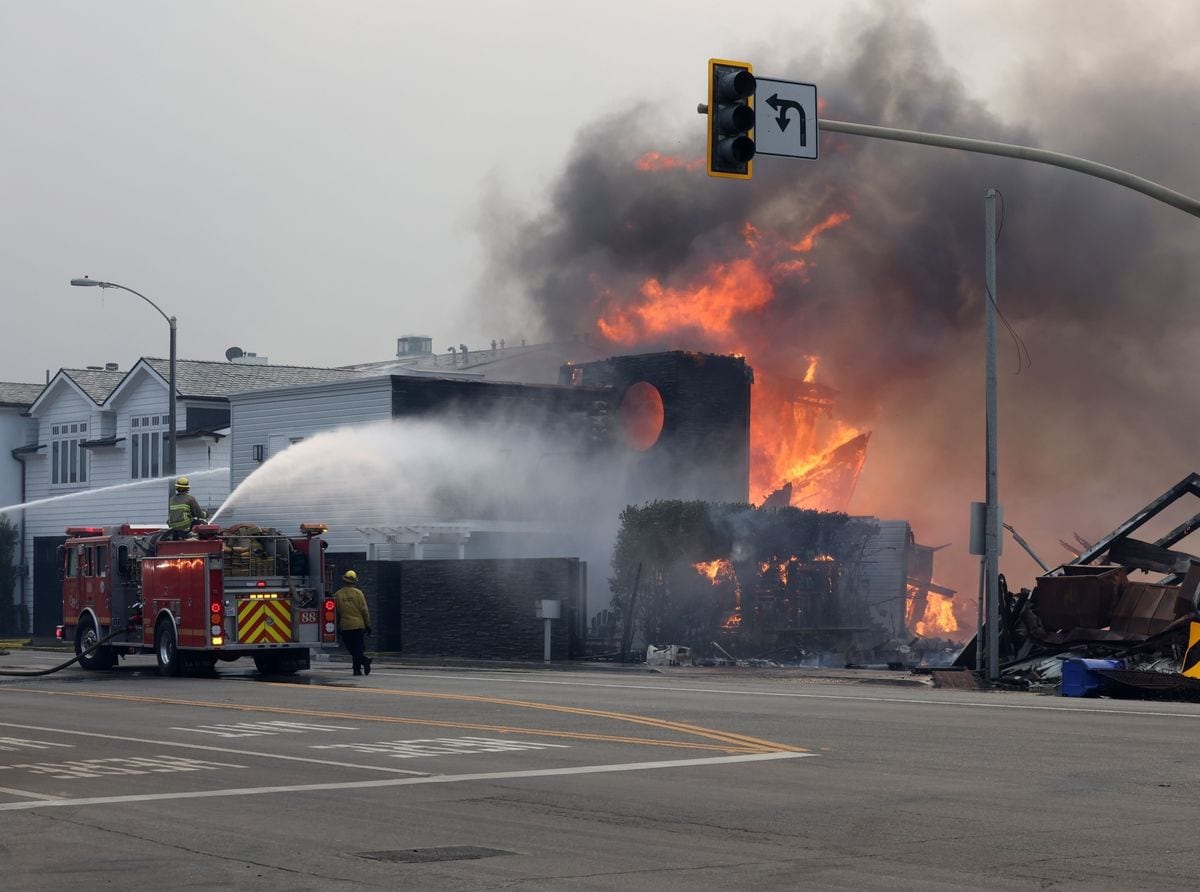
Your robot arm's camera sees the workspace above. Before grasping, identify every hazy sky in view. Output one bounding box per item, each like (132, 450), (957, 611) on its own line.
(5, 0), (1200, 602)
(2, 0), (1191, 380)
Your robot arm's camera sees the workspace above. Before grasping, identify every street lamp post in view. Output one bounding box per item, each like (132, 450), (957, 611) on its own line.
(70, 278), (177, 476)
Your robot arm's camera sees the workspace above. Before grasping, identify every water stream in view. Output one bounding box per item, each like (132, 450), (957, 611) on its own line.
(0, 467), (229, 516)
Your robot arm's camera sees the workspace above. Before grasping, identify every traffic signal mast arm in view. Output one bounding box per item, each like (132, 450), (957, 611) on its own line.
(820, 117), (1200, 219)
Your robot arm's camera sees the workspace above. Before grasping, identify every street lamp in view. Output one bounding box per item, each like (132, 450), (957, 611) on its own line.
(70, 277), (177, 476)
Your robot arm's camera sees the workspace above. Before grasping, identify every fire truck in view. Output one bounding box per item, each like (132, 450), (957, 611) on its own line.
(58, 522), (339, 675)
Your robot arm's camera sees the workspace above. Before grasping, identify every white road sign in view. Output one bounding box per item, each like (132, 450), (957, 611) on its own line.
(754, 78), (818, 160)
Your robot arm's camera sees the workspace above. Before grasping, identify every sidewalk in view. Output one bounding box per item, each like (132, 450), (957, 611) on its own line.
(338, 652), (933, 687)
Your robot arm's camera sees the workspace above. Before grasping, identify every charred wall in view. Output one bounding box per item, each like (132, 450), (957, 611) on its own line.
(389, 374), (606, 443)
(560, 351), (752, 504)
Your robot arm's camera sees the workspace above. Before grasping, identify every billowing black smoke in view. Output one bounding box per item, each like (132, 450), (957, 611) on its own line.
(474, 3), (1200, 601)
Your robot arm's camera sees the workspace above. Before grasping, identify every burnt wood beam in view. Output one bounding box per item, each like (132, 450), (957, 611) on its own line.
(1107, 537), (1197, 575)
(1059, 473), (1200, 571)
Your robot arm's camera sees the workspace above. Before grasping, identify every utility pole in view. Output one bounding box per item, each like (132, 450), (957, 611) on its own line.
(984, 189), (1001, 683)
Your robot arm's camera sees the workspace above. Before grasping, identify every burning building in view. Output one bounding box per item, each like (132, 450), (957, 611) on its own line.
(609, 499), (959, 665)
(468, 5), (1200, 637)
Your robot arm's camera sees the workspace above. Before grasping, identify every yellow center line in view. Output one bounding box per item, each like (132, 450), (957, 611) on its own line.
(271, 685), (804, 753)
(0, 688), (759, 753)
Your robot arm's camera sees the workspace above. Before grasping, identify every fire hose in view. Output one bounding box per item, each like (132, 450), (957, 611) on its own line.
(0, 627), (131, 677)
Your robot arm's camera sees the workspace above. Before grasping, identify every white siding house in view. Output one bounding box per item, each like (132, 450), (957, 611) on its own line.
(1, 383), (46, 630)
(0, 384), (41, 509)
(224, 376), (396, 554)
(17, 358), (365, 636)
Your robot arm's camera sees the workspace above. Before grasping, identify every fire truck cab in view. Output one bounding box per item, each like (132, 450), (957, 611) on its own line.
(59, 522), (338, 676)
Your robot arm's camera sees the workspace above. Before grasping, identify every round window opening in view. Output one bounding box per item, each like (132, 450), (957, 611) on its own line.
(618, 381), (665, 451)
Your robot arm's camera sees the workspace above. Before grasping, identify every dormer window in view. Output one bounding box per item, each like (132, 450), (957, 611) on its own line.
(50, 422), (88, 486)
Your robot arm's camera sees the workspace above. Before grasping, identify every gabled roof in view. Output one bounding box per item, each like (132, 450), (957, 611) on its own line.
(108, 358), (367, 403)
(0, 382), (45, 408)
(66, 368), (127, 403)
(28, 367), (126, 413)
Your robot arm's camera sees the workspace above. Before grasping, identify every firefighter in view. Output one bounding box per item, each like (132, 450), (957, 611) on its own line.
(167, 476), (207, 539)
(334, 569), (372, 676)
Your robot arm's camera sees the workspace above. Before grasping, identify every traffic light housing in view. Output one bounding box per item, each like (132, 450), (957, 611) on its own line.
(707, 59), (756, 179)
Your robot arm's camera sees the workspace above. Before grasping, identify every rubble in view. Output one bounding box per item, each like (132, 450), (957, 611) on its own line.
(954, 473), (1200, 699)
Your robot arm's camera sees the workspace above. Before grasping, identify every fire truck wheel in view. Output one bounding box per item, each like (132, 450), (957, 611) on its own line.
(75, 616), (116, 671)
(154, 618), (181, 677)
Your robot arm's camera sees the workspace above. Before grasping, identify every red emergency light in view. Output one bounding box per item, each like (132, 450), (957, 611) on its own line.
(322, 598), (337, 642)
(65, 527), (104, 537)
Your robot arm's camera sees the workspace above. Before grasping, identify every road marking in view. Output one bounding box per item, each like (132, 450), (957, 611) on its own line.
(311, 737), (570, 759)
(0, 722), (427, 776)
(0, 736), (74, 752)
(376, 671), (1200, 721)
(0, 785), (64, 801)
(1, 691), (762, 753)
(0, 754), (242, 781)
(260, 683), (801, 753)
(0, 751), (812, 812)
(170, 720), (358, 739)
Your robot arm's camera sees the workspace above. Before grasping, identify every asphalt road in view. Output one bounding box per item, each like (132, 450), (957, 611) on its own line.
(2, 650), (1199, 890)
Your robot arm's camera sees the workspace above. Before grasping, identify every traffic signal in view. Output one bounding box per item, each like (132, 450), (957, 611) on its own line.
(707, 59), (756, 179)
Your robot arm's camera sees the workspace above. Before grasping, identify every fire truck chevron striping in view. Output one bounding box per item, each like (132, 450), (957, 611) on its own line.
(57, 521), (338, 677)
(237, 598), (293, 645)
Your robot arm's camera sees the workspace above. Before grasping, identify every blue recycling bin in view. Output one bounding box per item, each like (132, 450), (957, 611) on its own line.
(1061, 658), (1124, 697)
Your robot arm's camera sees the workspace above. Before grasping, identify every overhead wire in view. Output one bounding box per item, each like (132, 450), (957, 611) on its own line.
(986, 188), (1031, 374)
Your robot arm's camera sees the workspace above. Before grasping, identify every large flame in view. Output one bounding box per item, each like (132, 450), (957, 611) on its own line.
(694, 559), (742, 630)
(595, 208), (867, 511)
(906, 588), (960, 637)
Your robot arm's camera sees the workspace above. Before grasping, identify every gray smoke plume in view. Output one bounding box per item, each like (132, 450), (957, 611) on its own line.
(474, 2), (1200, 605)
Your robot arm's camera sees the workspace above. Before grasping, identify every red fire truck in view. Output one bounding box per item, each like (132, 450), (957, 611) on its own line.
(58, 522), (339, 675)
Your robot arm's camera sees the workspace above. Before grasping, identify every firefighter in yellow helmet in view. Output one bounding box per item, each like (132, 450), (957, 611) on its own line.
(167, 476), (207, 539)
(334, 569), (372, 676)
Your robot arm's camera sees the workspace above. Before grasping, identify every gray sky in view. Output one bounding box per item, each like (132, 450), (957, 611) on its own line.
(5, 0), (1200, 602)
(4, 0), (1191, 379)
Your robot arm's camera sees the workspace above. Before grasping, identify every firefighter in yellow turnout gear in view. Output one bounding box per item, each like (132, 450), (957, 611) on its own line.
(334, 570), (372, 676)
(167, 477), (207, 539)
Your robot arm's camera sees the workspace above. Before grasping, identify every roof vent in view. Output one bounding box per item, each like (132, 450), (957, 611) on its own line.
(86, 365), (102, 370)
(105, 362), (119, 371)
(230, 351), (268, 365)
(397, 336), (433, 358)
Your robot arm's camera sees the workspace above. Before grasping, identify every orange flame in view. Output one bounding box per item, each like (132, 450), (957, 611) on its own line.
(908, 590), (959, 637)
(791, 211), (850, 253)
(596, 256), (775, 343)
(695, 560), (743, 630)
(593, 209), (865, 511)
(635, 152), (704, 173)
(802, 357), (818, 383)
(694, 559), (732, 584)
